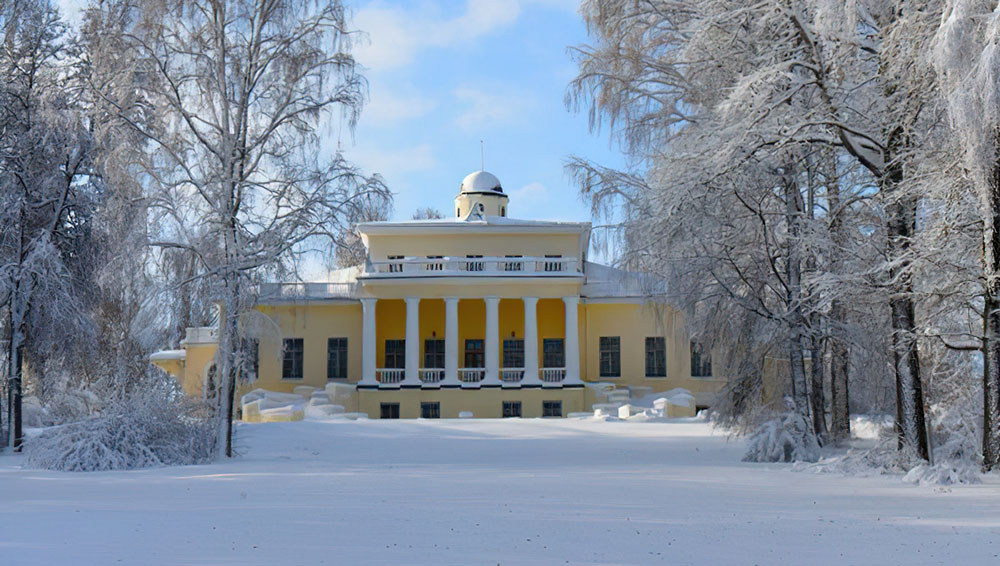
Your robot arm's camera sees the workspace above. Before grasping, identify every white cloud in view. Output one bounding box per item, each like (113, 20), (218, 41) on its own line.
(362, 86), (436, 126)
(453, 86), (536, 130)
(353, 0), (522, 71)
(510, 182), (548, 204)
(347, 143), (436, 178)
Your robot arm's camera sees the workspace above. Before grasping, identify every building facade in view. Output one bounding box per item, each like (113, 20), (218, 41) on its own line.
(151, 171), (725, 418)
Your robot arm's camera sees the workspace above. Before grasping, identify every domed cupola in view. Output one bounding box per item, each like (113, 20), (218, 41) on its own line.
(455, 170), (509, 219)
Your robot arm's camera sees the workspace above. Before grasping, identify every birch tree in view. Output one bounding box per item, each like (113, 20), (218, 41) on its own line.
(100, 0), (389, 456)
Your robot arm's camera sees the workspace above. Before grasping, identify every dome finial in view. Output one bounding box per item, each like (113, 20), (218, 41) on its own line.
(480, 139), (485, 172)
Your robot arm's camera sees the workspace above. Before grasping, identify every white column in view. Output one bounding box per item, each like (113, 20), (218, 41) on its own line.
(361, 298), (377, 386)
(404, 296), (421, 386)
(484, 296), (500, 385)
(444, 297), (460, 385)
(522, 297), (540, 385)
(563, 296), (581, 384)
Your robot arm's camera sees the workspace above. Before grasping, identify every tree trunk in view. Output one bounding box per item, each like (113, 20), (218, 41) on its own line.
(884, 146), (929, 460)
(809, 326), (827, 440)
(784, 175), (811, 419)
(7, 329), (23, 452)
(982, 160), (1000, 471)
(829, 302), (851, 444)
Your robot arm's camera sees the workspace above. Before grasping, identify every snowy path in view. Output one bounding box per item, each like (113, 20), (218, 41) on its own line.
(1, 418), (999, 565)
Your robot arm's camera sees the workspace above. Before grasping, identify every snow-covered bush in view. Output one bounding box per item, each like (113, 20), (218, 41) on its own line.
(24, 386), (214, 471)
(743, 403), (821, 463)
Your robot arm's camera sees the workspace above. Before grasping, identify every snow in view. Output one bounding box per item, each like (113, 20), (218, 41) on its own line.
(3, 418), (1000, 565)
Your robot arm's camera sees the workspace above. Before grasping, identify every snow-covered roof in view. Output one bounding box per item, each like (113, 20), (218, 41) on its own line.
(581, 261), (667, 299)
(460, 170), (503, 193)
(357, 215), (589, 234)
(150, 349), (185, 361)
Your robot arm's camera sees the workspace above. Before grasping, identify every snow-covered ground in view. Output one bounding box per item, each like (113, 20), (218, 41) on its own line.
(1, 418), (999, 565)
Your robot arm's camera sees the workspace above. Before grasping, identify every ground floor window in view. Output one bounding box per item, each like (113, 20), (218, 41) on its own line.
(282, 338), (304, 379)
(542, 338), (564, 368)
(421, 402), (440, 419)
(380, 403), (400, 419)
(542, 400), (562, 418)
(465, 339), (484, 368)
(691, 341), (712, 377)
(385, 339), (405, 369)
(645, 336), (667, 378)
(503, 339), (524, 368)
(502, 401), (522, 418)
(424, 339), (445, 369)
(599, 336), (621, 377)
(327, 337), (348, 379)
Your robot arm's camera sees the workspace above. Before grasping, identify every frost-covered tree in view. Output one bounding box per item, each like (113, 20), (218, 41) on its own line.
(0, 0), (96, 450)
(99, 0), (389, 457)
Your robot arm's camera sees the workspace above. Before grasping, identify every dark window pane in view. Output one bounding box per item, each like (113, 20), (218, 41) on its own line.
(542, 400), (562, 417)
(380, 403), (400, 419)
(543, 338), (564, 368)
(424, 339), (445, 369)
(327, 337), (348, 379)
(599, 336), (621, 377)
(645, 337), (666, 377)
(502, 401), (522, 418)
(420, 402), (440, 419)
(465, 339), (484, 368)
(691, 341), (712, 377)
(282, 338), (304, 379)
(385, 339), (405, 369)
(503, 339), (524, 368)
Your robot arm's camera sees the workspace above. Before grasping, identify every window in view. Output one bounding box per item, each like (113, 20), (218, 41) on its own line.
(465, 339), (484, 368)
(282, 338), (304, 379)
(327, 338), (348, 379)
(542, 400), (562, 418)
(503, 339), (524, 368)
(385, 339), (405, 369)
(504, 254), (523, 272)
(465, 254), (484, 272)
(424, 339), (445, 369)
(691, 341), (713, 377)
(387, 254), (404, 273)
(543, 254), (563, 272)
(456, 208), (460, 217)
(420, 402), (440, 419)
(501, 206), (506, 217)
(645, 337), (667, 377)
(599, 336), (621, 378)
(426, 255), (443, 271)
(502, 401), (522, 418)
(543, 338), (564, 368)
(380, 403), (400, 419)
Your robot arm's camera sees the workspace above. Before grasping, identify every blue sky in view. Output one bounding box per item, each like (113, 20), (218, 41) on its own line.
(343, 0), (624, 222)
(56, 0), (623, 224)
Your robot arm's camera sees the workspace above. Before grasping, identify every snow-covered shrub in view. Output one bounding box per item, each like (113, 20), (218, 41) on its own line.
(743, 403), (820, 463)
(24, 386), (214, 471)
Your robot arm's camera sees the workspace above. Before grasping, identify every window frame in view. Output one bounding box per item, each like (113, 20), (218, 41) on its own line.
(599, 336), (621, 378)
(542, 400), (562, 418)
(645, 336), (667, 378)
(327, 337), (348, 380)
(503, 338), (525, 368)
(380, 402), (400, 419)
(691, 341), (713, 378)
(424, 338), (445, 369)
(464, 338), (485, 368)
(282, 338), (304, 380)
(384, 339), (405, 369)
(542, 338), (565, 368)
(420, 402), (440, 419)
(502, 401), (522, 418)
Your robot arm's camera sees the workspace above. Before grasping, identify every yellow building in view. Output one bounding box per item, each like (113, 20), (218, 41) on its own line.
(152, 171), (725, 419)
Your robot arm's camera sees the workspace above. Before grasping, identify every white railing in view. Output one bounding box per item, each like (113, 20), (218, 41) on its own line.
(258, 282), (360, 299)
(458, 368), (485, 383)
(540, 368), (566, 383)
(419, 368), (444, 384)
(376, 368), (404, 384)
(365, 256), (580, 277)
(501, 369), (524, 383)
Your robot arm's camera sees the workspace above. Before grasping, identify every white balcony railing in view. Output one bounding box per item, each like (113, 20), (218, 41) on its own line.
(458, 368), (485, 383)
(258, 282), (360, 300)
(540, 368), (566, 383)
(376, 368), (404, 384)
(365, 256), (581, 277)
(501, 369), (525, 383)
(419, 369), (444, 384)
